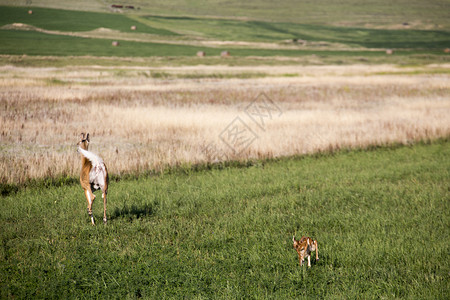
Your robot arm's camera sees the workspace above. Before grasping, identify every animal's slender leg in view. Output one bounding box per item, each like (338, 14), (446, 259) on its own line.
(299, 251), (305, 267)
(307, 255), (311, 267)
(315, 241), (319, 261)
(85, 189), (96, 225)
(102, 191), (107, 224)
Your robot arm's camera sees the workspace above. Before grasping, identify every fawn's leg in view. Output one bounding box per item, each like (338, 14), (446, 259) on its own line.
(315, 241), (319, 261)
(84, 189), (96, 225)
(307, 255), (311, 267)
(298, 251), (304, 267)
(102, 191), (107, 224)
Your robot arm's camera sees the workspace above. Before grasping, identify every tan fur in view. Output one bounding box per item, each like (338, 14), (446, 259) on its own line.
(78, 133), (109, 225)
(293, 235), (319, 267)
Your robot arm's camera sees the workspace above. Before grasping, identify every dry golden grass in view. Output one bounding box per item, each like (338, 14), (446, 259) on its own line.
(1, 64), (449, 184)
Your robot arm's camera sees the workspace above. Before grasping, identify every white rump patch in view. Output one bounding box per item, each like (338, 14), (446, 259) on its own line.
(79, 147), (107, 191)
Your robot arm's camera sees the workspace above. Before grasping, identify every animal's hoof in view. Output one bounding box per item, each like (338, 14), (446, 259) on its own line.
(103, 218), (107, 224)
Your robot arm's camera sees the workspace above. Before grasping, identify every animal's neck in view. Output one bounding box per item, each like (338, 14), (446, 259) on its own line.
(81, 156), (91, 166)
(79, 147), (91, 166)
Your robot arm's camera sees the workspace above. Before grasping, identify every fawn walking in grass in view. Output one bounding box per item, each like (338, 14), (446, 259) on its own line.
(293, 235), (319, 267)
(77, 133), (109, 225)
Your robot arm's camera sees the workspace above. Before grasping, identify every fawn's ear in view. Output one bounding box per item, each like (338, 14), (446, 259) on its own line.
(80, 133), (85, 140)
(86, 133), (90, 142)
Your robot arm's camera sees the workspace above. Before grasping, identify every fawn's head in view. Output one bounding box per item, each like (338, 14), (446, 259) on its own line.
(77, 133), (90, 150)
(293, 236), (305, 251)
(293, 236), (299, 249)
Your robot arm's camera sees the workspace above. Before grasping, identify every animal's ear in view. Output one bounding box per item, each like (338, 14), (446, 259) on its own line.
(80, 133), (85, 140)
(86, 133), (90, 142)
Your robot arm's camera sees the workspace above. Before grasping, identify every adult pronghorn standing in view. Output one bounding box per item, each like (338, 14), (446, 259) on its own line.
(77, 133), (109, 225)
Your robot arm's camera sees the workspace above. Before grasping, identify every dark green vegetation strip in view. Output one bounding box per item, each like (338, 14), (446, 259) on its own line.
(0, 30), (203, 57)
(144, 15), (450, 48)
(1, 142), (448, 298)
(1, 30), (446, 58)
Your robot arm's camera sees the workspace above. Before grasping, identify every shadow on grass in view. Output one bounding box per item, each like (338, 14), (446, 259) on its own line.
(110, 203), (157, 221)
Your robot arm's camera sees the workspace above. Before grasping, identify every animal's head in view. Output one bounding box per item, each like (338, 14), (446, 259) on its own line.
(293, 236), (306, 251)
(293, 236), (307, 263)
(293, 236), (300, 249)
(77, 133), (90, 150)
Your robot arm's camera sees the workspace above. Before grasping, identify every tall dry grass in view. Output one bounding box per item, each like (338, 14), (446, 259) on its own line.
(1, 64), (449, 184)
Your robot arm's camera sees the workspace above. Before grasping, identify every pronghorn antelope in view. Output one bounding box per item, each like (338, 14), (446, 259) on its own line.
(77, 133), (109, 225)
(293, 235), (319, 267)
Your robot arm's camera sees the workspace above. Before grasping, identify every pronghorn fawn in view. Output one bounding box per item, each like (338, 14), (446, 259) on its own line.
(293, 235), (319, 267)
(77, 133), (109, 225)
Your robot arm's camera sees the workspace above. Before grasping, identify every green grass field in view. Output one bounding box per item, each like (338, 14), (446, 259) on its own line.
(5, 29), (440, 58)
(2, 0), (449, 30)
(0, 6), (177, 35)
(141, 15), (450, 48)
(0, 5), (449, 61)
(3, 5), (448, 47)
(1, 141), (448, 298)
(0, 27), (448, 62)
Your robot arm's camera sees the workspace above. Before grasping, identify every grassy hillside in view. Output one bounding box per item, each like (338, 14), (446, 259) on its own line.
(0, 30), (208, 57)
(118, 0), (450, 30)
(141, 15), (450, 48)
(6, 29), (444, 58)
(2, 0), (449, 30)
(0, 6), (449, 61)
(1, 141), (448, 298)
(0, 6), (177, 35)
(3, 6), (448, 47)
